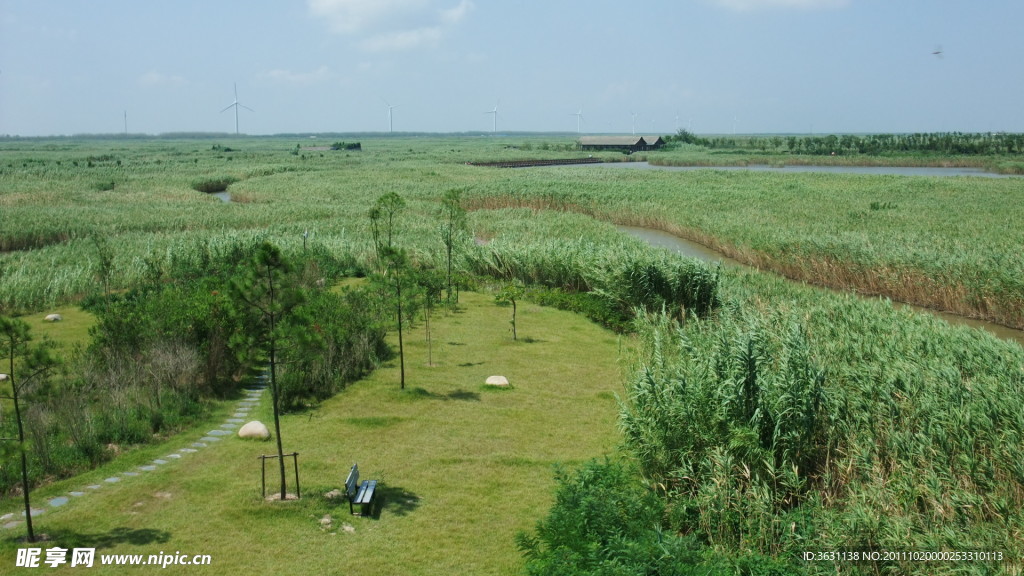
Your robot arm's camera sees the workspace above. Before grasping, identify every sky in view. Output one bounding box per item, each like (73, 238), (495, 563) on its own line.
(1, 0), (1022, 137)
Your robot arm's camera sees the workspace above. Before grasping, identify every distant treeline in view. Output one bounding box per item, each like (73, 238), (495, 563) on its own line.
(668, 130), (1024, 155)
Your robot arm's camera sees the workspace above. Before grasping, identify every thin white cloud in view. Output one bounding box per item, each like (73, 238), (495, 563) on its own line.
(308, 0), (428, 34)
(711, 0), (849, 11)
(139, 71), (186, 87)
(440, 0), (474, 25)
(308, 0), (471, 51)
(362, 27), (442, 52)
(262, 66), (333, 84)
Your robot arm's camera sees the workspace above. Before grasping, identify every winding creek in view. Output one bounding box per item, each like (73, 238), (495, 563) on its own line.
(618, 225), (1024, 347)
(207, 166), (1022, 346)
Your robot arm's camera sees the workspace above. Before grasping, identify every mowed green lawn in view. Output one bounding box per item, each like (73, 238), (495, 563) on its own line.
(1, 291), (625, 574)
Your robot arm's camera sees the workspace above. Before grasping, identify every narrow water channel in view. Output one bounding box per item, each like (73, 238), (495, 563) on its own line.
(618, 225), (1024, 347)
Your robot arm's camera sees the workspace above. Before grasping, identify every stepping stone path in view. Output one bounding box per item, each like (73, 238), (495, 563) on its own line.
(0, 372), (268, 532)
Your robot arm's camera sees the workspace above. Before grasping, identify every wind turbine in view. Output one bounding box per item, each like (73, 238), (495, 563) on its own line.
(630, 112), (638, 135)
(484, 99), (499, 133)
(571, 107), (584, 134)
(220, 83), (253, 135)
(382, 98), (397, 133)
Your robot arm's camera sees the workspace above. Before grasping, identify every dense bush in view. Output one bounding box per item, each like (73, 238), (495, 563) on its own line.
(276, 287), (388, 410)
(190, 175), (238, 193)
(0, 239), (386, 495)
(518, 459), (796, 576)
(524, 286), (632, 333)
(464, 239), (720, 328)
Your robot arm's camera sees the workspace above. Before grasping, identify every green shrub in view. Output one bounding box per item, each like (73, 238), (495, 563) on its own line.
(190, 176), (238, 193)
(518, 459), (712, 576)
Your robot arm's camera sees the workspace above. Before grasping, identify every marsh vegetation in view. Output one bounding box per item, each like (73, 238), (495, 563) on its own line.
(1, 135), (1022, 574)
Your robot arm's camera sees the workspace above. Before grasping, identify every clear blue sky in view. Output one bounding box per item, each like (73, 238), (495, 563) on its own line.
(2, 0), (1022, 136)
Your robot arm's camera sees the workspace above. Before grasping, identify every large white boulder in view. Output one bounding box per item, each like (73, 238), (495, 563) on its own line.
(44, 313), (63, 322)
(238, 421), (270, 440)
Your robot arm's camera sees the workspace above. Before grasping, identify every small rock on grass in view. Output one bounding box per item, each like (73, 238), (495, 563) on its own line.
(485, 375), (510, 387)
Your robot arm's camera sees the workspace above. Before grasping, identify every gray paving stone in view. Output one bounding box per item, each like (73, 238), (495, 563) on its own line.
(206, 429), (231, 436)
(105, 477), (121, 483)
(139, 465), (157, 472)
(199, 436), (221, 442)
(152, 459), (168, 465)
(48, 497), (69, 507)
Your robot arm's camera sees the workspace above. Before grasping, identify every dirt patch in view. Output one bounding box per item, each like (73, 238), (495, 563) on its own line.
(264, 493), (300, 502)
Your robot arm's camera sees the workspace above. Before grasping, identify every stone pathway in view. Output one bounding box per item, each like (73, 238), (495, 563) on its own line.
(1, 375), (267, 531)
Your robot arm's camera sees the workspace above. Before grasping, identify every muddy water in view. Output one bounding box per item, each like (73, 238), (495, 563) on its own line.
(618, 225), (1024, 346)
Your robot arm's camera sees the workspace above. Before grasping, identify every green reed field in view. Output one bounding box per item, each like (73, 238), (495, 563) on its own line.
(2, 135), (1024, 573)
(2, 136), (1022, 329)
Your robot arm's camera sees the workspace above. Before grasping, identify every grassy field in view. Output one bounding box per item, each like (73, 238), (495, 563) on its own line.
(0, 291), (623, 574)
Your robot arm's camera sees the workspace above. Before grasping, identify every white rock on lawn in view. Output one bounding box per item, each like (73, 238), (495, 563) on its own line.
(238, 421), (270, 440)
(485, 375), (510, 387)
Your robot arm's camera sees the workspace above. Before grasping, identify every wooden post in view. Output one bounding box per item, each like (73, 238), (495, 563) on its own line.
(258, 452), (300, 499)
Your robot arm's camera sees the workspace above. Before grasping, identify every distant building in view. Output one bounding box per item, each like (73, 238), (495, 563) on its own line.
(578, 135), (665, 153)
(642, 136), (665, 149)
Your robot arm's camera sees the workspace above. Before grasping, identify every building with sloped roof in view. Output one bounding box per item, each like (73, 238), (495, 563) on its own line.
(578, 136), (664, 153)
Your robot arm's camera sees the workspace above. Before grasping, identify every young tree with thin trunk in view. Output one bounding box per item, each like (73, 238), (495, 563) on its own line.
(369, 192), (406, 271)
(416, 268), (445, 367)
(380, 246), (410, 389)
(370, 192), (413, 388)
(0, 316), (58, 543)
(495, 282), (525, 341)
(230, 243), (307, 501)
(439, 188), (468, 304)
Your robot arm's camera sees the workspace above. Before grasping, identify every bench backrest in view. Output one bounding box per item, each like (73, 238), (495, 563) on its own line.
(345, 464), (359, 497)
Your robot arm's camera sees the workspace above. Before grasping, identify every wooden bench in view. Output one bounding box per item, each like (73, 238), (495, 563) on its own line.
(344, 463), (377, 517)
